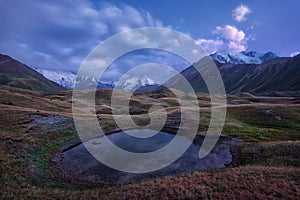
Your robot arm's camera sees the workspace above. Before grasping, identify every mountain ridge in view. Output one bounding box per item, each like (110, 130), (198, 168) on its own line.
(3, 50), (298, 96)
(211, 50), (279, 65)
(116, 75), (157, 92)
(0, 54), (63, 92)
(166, 53), (300, 96)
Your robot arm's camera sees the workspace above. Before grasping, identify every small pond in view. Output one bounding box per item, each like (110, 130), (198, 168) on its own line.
(62, 129), (233, 184)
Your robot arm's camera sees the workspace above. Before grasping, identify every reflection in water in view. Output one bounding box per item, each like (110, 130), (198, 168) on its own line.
(62, 129), (232, 184)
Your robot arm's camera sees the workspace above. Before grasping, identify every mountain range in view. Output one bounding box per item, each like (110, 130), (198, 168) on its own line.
(167, 51), (300, 96)
(211, 50), (278, 64)
(35, 51), (283, 90)
(36, 68), (157, 92)
(35, 69), (115, 90)
(35, 69), (77, 89)
(0, 50), (299, 96)
(116, 75), (158, 92)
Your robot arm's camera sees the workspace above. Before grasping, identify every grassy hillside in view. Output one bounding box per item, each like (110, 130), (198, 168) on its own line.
(0, 54), (63, 92)
(0, 87), (299, 199)
(166, 55), (300, 96)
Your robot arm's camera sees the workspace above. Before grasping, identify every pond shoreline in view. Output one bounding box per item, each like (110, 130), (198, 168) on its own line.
(54, 129), (243, 186)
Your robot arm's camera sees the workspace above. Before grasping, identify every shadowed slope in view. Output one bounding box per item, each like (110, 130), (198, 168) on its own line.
(166, 55), (300, 96)
(0, 54), (63, 92)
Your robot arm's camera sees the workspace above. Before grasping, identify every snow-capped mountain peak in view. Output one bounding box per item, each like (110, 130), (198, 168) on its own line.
(36, 68), (155, 91)
(211, 50), (278, 64)
(36, 68), (116, 89)
(35, 68), (76, 89)
(117, 75), (157, 92)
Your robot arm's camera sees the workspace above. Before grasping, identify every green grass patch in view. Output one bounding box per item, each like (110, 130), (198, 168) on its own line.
(239, 142), (300, 167)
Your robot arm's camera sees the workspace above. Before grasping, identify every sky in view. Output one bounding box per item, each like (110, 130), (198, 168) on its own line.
(0, 0), (299, 82)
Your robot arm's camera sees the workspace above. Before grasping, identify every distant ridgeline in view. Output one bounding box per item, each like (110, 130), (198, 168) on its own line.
(1, 51), (299, 96)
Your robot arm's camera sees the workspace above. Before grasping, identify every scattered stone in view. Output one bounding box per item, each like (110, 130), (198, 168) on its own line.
(227, 100), (247, 105)
(275, 116), (282, 121)
(27, 114), (74, 134)
(262, 109), (274, 116)
(92, 141), (101, 145)
(36, 110), (48, 117)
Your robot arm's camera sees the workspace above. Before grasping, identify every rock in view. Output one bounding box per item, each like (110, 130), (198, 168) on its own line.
(92, 141), (101, 145)
(262, 109), (274, 116)
(275, 116), (282, 121)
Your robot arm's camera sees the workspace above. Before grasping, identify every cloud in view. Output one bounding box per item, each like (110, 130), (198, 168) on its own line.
(90, 48), (191, 83)
(0, 0), (164, 73)
(1, 0), (202, 83)
(214, 25), (245, 42)
(195, 25), (249, 53)
(195, 39), (224, 54)
(227, 41), (246, 52)
(232, 5), (251, 22)
(79, 26), (208, 81)
(213, 25), (247, 51)
(290, 51), (300, 57)
(194, 5), (254, 54)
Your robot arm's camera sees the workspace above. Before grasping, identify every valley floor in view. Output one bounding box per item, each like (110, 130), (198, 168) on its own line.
(0, 86), (299, 199)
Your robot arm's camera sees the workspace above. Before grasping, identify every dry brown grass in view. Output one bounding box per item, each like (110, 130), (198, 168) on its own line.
(0, 86), (300, 199)
(1, 166), (299, 199)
